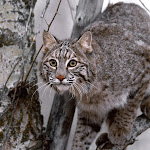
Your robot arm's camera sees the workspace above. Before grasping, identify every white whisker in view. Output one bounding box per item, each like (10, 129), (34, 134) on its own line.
(86, 81), (100, 91)
(74, 83), (82, 106)
(42, 83), (50, 99)
(72, 85), (76, 97)
(75, 82), (85, 93)
(49, 84), (53, 99)
(29, 82), (44, 89)
(31, 82), (49, 101)
(67, 85), (75, 102)
(76, 82), (89, 102)
(24, 79), (38, 87)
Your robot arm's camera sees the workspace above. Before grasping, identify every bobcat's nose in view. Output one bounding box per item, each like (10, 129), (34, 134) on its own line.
(56, 75), (65, 81)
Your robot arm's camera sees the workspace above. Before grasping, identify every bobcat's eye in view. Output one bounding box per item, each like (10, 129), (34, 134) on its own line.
(49, 59), (57, 67)
(68, 59), (77, 67)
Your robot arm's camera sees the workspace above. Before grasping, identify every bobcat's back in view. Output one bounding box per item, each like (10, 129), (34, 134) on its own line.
(78, 3), (150, 94)
(71, 3), (150, 149)
(83, 3), (150, 43)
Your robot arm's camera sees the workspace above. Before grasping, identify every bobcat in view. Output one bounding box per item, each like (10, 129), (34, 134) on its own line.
(40, 2), (150, 150)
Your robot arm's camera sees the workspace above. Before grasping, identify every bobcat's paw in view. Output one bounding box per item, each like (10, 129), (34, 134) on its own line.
(141, 96), (150, 120)
(96, 133), (115, 149)
(96, 133), (108, 147)
(108, 123), (131, 145)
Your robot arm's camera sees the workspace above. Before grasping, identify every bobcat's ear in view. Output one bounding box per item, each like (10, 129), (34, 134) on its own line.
(78, 31), (93, 53)
(43, 31), (56, 53)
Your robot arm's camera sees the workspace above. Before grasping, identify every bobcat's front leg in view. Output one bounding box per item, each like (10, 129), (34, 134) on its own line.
(72, 111), (102, 150)
(107, 83), (148, 145)
(107, 107), (133, 145)
(141, 95), (150, 119)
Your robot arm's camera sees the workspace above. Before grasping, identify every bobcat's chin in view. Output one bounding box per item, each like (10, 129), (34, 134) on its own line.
(54, 84), (70, 94)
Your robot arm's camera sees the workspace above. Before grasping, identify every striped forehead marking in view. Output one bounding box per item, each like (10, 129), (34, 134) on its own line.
(51, 41), (76, 60)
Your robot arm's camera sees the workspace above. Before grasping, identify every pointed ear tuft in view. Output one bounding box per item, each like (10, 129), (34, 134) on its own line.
(78, 31), (93, 53)
(43, 31), (56, 53)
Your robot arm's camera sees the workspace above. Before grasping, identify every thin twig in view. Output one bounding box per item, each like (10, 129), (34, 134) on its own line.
(2, 58), (21, 95)
(44, 18), (49, 26)
(25, 30), (40, 63)
(41, 0), (51, 18)
(139, 0), (150, 13)
(47, 0), (62, 31)
(25, 7), (33, 32)
(24, 44), (43, 83)
(24, 0), (63, 83)
(21, 2), (34, 81)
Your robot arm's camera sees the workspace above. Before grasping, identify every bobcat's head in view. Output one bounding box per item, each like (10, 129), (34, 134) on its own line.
(40, 31), (96, 95)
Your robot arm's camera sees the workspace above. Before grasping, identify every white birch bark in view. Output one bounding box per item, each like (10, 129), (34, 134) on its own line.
(0, 0), (43, 149)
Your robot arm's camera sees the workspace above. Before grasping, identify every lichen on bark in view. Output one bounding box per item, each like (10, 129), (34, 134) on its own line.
(0, 0), (44, 149)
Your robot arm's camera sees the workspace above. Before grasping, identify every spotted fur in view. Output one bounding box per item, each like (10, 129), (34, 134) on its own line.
(40, 2), (150, 150)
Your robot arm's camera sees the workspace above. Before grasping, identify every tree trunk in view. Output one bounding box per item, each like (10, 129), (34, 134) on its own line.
(47, 92), (76, 150)
(71, 0), (104, 38)
(0, 0), (43, 149)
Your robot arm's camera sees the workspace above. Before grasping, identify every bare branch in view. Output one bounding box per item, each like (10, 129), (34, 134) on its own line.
(47, 0), (62, 31)
(24, 0), (62, 83)
(24, 44), (43, 83)
(41, 0), (51, 18)
(25, 7), (33, 32)
(44, 18), (49, 26)
(25, 30), (40, 63)
(20, 2), (34, 81)
(139, 0), (150, 13)
(2, 58), (21, 94)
